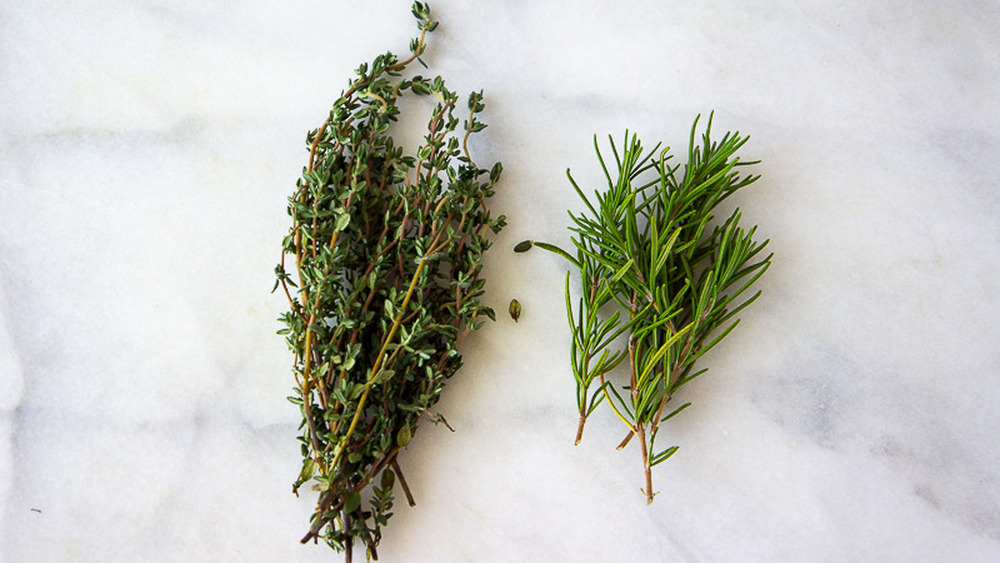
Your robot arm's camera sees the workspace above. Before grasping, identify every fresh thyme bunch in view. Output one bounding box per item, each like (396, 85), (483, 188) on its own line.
(517, 115), (771, 503)
(275, 3), (505, 558)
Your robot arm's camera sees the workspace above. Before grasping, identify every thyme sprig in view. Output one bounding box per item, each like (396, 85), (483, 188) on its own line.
(275, 3), (505, 558)
(519, 115), (771, 503)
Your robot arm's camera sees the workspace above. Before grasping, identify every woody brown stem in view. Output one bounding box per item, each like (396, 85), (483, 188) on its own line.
(390, 458), (416, 506)
(637, 423), (654, 504)
(617, 430), (634, 450)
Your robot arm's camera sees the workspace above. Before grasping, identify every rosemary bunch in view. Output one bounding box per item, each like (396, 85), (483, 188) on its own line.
(275, 3), (504, 558)
(518, 115), (771, 503)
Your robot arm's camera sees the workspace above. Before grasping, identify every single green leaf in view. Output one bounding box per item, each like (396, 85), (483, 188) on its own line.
(508, 299), (521, 322)
(372, 369), (396, 385)
(335, 213), (351, 232)
(298, 458), (317, 484)
(397, 424), (412, 447)
(343, 491), (362, 514)
(380, 468), (396, 490)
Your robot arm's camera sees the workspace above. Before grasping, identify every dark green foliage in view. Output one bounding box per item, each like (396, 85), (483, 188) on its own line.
(275, 3), (505, 558)
(525, 115), (771, 503)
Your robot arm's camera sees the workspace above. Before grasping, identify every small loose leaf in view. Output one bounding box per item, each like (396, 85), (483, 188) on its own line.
(490, 162), (503, 183)
(513, 240), (533, 253)
(508, 299), (522, 322)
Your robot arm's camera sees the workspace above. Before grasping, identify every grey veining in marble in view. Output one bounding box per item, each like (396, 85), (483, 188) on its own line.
(2, 1), (999, 561)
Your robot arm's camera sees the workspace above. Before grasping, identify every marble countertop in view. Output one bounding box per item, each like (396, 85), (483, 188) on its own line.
(3, 1), (999, 561)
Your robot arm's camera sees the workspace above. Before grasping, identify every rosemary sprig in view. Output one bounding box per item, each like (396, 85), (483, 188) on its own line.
(518, 114), (771, 503)
(275, 3), (505, 558)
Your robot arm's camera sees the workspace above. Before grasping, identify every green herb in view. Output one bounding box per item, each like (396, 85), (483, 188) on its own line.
(274, 2), (505, 558)
(509, 299), (522, 322)
(521, 115), (771, 503)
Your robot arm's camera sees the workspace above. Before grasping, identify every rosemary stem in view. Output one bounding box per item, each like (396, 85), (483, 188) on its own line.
(637, 423), (653, 504)
(616, 430), (633, 450)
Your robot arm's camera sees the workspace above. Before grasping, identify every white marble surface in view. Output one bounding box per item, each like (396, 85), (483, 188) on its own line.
(2, 1), (1000, 561)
